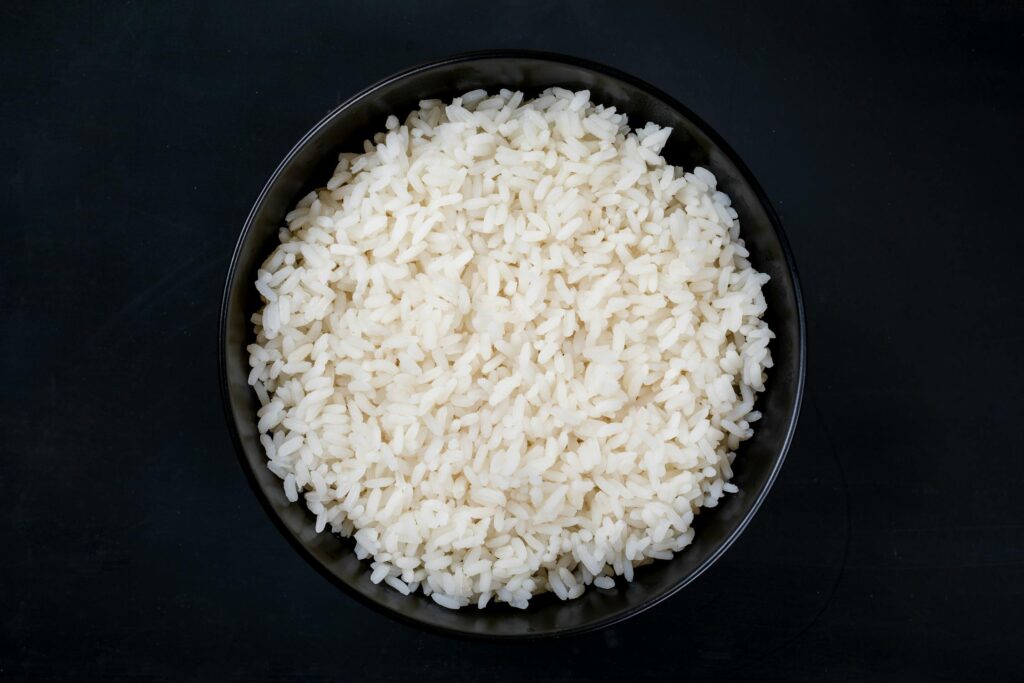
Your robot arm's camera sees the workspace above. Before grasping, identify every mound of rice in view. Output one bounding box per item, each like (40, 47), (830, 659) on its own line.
(248, 88), (773, 609)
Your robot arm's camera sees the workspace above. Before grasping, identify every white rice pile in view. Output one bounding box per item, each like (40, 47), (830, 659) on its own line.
(248, 88), (772, 609)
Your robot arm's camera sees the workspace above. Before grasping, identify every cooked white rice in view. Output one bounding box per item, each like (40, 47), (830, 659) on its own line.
(247, 88), (773, 609)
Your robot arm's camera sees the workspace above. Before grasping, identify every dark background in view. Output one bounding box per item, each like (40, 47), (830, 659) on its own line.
(3, 1), (1022, 679)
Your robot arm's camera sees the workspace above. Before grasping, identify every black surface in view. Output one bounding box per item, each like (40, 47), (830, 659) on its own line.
(222, 51), (805, 638)
(2, 0), (1021, 678)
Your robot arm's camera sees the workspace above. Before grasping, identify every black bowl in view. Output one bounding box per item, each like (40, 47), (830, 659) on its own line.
(220, 50), (805, 638)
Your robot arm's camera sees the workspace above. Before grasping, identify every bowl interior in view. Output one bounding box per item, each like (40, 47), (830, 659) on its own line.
(221, 52), (804, 638)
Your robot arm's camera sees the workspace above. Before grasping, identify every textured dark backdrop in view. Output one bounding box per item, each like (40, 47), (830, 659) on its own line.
(3, 1), (1022, 679)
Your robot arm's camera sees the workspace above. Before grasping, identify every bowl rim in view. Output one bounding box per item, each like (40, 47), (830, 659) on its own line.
(219, 48), (807, 639)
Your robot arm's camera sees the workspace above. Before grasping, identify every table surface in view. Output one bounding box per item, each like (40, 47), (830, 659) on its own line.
(3, 1), (1022, 679)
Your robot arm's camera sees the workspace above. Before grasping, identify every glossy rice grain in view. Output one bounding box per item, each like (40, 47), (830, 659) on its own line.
(248, 88), (773, 609)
